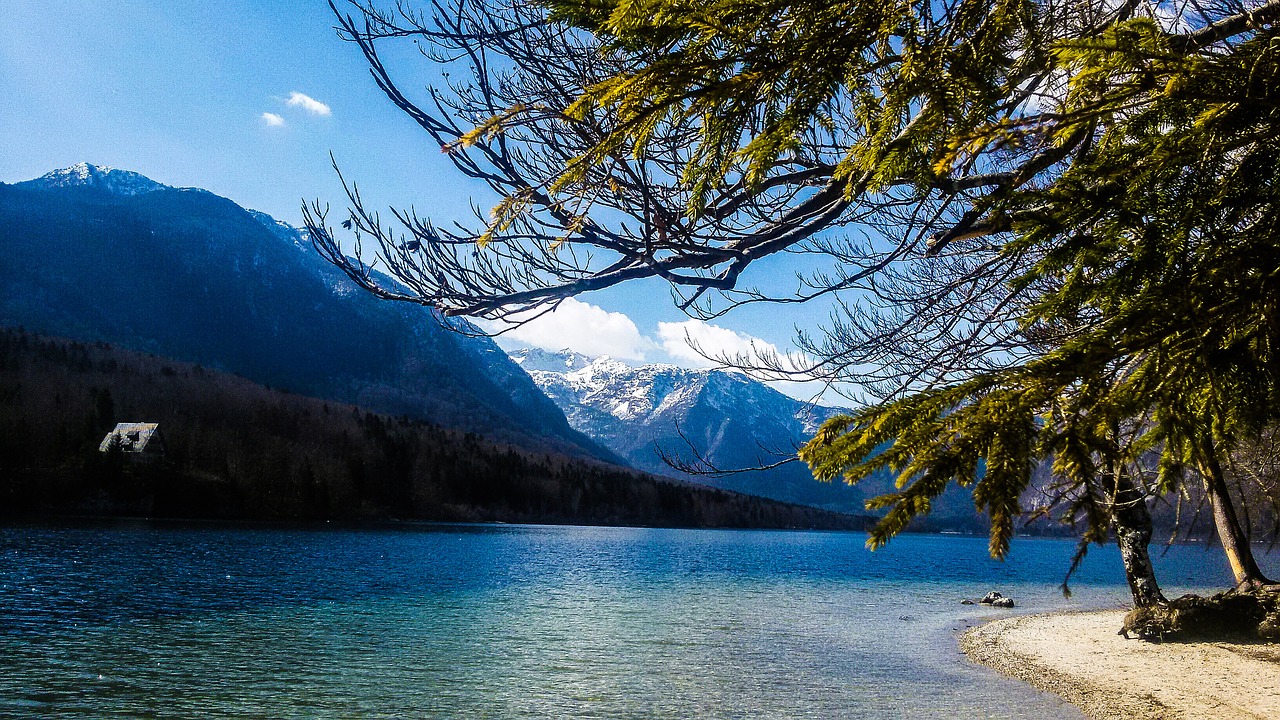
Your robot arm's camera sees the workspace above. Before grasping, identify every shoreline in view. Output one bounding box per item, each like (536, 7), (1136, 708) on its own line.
(961, 610), (1280, 720)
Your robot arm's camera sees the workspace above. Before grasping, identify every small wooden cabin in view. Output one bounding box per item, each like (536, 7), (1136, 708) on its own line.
(99, 422), (166, 457)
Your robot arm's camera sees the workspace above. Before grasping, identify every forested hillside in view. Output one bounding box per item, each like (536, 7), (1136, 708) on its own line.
(0, 329), (868, 530)
(0, 167), (609, 460)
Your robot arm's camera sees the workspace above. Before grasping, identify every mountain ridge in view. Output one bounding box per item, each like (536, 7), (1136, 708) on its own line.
(0, 164), (614, 461)
(510, 348), (873, 512)
(17, 162), (169, 197)
(513, 349), (997, 529)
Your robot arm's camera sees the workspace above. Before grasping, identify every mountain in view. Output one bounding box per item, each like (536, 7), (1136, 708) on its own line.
(509, 349), (866, 511)
(23, 162), (166, 197)
(512, 349), (988, 526)
(0, 164), (611, 459)
(509, 347), (595, 373)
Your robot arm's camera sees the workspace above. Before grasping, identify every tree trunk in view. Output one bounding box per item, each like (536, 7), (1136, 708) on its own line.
(1111, 470), (1166, 607)
(1198, 438), (1274, 590)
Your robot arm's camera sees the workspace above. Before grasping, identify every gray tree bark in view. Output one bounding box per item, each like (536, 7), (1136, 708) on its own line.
(1111, 470), (1166, 607)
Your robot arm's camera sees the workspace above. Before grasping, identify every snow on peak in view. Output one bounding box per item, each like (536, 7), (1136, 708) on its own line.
(511, 347), (846, 430)
(514, 351), (709, 422)
(24, 163), (168, 197)
(509, 347), (596, 373)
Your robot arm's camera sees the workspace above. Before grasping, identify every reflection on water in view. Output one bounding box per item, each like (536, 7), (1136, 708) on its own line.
(0, 521), (1241, 718)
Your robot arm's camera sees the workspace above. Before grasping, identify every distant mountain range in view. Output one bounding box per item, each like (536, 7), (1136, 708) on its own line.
(0, 163), (610, 459)
(509, 348), (997, 527)
(508, 348), (874, 512)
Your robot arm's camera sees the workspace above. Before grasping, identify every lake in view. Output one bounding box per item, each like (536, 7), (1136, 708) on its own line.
(0, 521), (1244, 718)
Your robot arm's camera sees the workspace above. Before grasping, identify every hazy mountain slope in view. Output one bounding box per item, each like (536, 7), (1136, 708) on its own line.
(0, 164), (610, 458)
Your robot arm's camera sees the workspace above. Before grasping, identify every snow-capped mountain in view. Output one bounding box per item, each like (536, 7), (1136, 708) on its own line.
(509, 347), (594, 373)
(513, 349), (874, 512)
(19, 162), (169, 197)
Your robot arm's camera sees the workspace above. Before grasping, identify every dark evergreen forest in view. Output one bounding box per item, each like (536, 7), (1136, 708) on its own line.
(0, 328), (869, 530)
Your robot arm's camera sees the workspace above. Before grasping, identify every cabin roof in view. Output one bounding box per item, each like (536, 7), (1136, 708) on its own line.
(99, 422), (162, 453)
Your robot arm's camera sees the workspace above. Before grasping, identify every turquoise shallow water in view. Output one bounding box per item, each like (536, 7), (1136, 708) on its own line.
(0, 521), (1249, 718)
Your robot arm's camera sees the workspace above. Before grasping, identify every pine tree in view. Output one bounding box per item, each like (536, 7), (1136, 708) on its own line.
(314, 0), (1280, 599)
(803, 21), (1280, 589)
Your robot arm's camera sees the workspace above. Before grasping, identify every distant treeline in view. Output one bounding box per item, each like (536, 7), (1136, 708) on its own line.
(0, 328), (870, 530)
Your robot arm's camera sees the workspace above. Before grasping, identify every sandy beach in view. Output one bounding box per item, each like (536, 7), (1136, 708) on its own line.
(961, 610), (1280, 719)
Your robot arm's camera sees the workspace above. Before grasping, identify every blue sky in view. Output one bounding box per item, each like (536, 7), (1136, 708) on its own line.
(0, 0), (839, 399)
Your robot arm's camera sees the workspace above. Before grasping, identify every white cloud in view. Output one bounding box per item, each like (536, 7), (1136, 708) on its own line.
(656, 319), (783, 367)
(285, 91), (331, 116)
(488, 307), (841, 402)
(486, 298), (654, 361)
(260, 112), (286, 127)
(656, 319), (836, 401)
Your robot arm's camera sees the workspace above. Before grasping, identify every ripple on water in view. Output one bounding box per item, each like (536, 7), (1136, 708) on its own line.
(0, 521), (1248, 718)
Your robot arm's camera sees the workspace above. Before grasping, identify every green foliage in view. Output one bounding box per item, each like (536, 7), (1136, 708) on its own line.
(803, 22), (1280, 556)
(329, 0), (1280, 562)
(544, 0), (1042, 213)
(803, 376), (1045, 558)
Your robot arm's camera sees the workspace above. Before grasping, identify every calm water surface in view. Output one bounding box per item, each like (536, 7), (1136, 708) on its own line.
(0, 521), (1246, 718)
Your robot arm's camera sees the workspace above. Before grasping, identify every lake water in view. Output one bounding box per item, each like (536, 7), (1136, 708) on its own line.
(0, 521), (1250, 718)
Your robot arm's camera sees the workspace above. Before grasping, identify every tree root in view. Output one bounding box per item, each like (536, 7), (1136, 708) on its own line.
(1238, 581), (1280, 594)
(1121, 590), (1280, 642)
